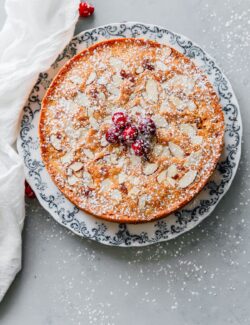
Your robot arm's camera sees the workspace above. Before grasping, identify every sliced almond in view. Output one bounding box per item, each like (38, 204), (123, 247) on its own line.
(160, 101), (171, 114)
(164, 75), (195, 95)
(75, 170), (83, 178)
(109, 57), (123, 70)
(162, 47), (172, 58)
(110, 189), (122, 202)
(143, 163), (159, 176)
(75, 92), (90, 107)
(50, 134), (62, 151)
(89, 116), (99, 130)
(136, 66), (144, 74)
(179, 170), (197, 188)
(180, 124), (196, 137)
(68, 175), (79, 186)
(61, 150), (74, 165)
(184, 151), (202, 167)
(100, 179), (113, 192)
(131, 105), (143, 116)
(146, 79), (158, 102)
(130, 154), (141, 166)
(128, 187), (140, 198)
(161, 146), (171, 158)
(112, 74), (123, 87)
(153, 144), (163, 156)
(69, 162), (83, 172)
(155, 61), (168, 71)
(168, 95), (185, 110)
(169, 142), (184, 158)
(152, 114), (168, 128)
(100, 135), (109, 147)
(97, 76), (108, 85)
(107, 84), (120, 96)
(186, 100), (196, 111)
(191, 136), (203, 145)
(83, 149), (94, 160)
(128, 176), (140, 186)
(86, 72), (96, 85)
(98, 92), (106, 101)
(83, 171), (94, 187)
(118, 172), (128, 184)
(167, 164), (178, 178)
(69, 75), (82, 85)
(157, 170), (167, 183)
(138, 195), (148, 211)
(164, 177), (176, 187)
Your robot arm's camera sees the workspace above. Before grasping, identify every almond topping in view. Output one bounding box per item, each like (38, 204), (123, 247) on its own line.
(143, 163), (159, 175)
(118, 172), (127, 184)
(191, 136), (203, 145)
(179, 170), (197, 188)
(83, 171), (94, 187)
(100, 179), (113, 192)
(180, 124), (196, 137)
(86, 72), (96, 85)
(157, 170), (167, 183)
(69, 162), (83, 172)
(169, 142), (184, 158)
(61, 150), (74, 165)
(68, 175), (79, 186)
(146, 79), (158, 102)
(83, 149), (94, 159)
(167, 164), (178, 178)
(110, 189), (122, 202)
(89, 116), (99, 130)
(50, 134), (62, 151)
(152, 114), (168, 128)
(138, 195), (148, 211)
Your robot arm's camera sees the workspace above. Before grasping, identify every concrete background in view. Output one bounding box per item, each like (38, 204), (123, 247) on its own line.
(0, 0), (250, 324)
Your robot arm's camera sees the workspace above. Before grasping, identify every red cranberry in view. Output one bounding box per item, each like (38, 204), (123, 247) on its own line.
(131, 139), (144, 156)
(112, 112), (128, 129)
(121, 125), (138, 144)
(25, 181), (36, 199)
(79, 2), (95, 17)
(139, 118), (156, 137)
(106, 126), (122, 144)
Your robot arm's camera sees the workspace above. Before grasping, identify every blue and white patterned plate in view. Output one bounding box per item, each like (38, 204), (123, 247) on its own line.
(17, 22), (242, 247)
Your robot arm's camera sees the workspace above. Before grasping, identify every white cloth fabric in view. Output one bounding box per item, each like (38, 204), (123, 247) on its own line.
(0, 0), (78, 301)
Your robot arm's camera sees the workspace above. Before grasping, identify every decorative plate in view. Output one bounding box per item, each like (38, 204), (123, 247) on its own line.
(17, 22), (242, 247)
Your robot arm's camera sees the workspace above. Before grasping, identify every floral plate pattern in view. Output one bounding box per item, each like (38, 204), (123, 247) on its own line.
(17, 22), (242, 247)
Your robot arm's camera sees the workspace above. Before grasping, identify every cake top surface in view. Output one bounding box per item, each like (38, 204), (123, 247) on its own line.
(39, 38), (224, 223)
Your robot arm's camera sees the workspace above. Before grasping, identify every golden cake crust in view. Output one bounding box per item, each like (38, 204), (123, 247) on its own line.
(39, 38), (224, 223)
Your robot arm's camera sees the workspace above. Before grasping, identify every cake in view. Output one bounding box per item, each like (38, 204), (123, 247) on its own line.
(39, 38), (224, 223)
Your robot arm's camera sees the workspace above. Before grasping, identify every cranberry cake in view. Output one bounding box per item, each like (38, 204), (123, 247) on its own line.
(39, 38), (224, 223)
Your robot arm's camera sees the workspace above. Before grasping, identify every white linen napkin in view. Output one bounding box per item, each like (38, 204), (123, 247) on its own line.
(0, 0), (78, 301)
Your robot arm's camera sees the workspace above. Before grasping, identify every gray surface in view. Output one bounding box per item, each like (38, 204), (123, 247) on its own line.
(0, 0), (250, 324)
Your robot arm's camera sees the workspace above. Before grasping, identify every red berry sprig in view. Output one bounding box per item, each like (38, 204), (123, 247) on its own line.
(79, 2), (95, 17)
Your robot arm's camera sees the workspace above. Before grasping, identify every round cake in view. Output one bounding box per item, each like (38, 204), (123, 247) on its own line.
(39, 38), (224, 223)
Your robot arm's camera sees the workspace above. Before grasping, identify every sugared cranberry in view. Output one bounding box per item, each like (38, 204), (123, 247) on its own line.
(106, 126), (122, 144)
(138, 118), (156, 137)
(131, 139), (146, 156)
(112, 112), (128, 129)
(25, 181), (36, 199)
(79, 2), (95, 17)
(121, 125), (138, 144)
